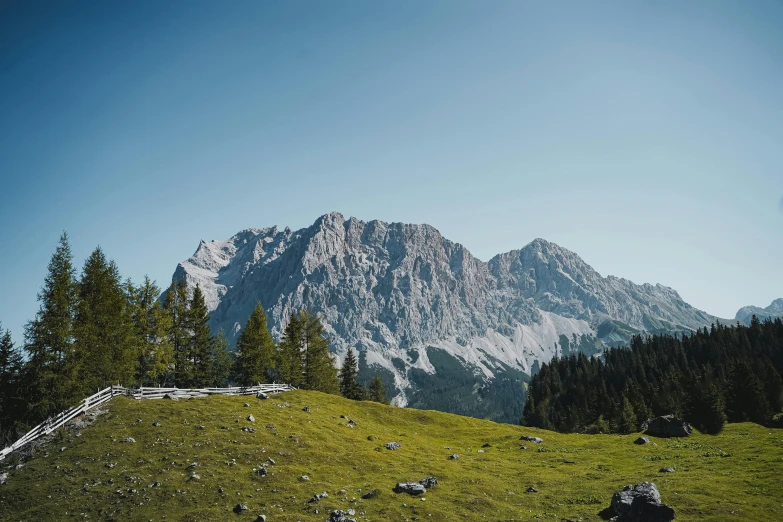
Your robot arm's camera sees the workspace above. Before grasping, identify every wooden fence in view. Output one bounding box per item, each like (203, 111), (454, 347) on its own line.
(0, 383), (294, 461)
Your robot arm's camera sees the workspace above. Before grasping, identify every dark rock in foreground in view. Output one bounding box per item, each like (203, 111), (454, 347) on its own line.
(642, 415), (692, 438)
(610, 482), (675, 522)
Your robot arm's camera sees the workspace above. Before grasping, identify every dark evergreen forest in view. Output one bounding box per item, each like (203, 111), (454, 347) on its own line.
(522, 317), (783, 434)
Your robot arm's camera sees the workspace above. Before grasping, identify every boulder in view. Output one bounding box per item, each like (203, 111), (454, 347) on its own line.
(642, 415), (692, 438)
(634, 436), (650, 445)
(610, 482), (675, 522)
(326, 510), (357, 522)
(520, 435), (544, 444)
(419, 477), (437, 488)
(385, 442), (401, 450)
(394, 482), (427, 495)
(257, 392), (269, 400)
(162, 394), (178, 400)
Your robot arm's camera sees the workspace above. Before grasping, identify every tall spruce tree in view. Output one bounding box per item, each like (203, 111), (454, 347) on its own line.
(73, 248), (136, 393)
(726, 361), (770, 423)
(0, 325), (24, 429)
(187, 284), (212, 387)
(234, 303), (276, 386)
(340, 348), (363, 400)
(23, 232), (80, 420)
(129, 277), (173, 386)
(163, 280), (191, 387)
(301, 311), (339, 394)
(277, 312), (304, 387)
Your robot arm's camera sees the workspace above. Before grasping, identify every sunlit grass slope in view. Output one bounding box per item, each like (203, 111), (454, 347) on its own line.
(1, 391), (781, 521)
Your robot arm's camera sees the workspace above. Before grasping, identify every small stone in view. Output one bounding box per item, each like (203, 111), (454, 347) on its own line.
(385, 442), (401, 450)
(190, 474), (200, 481)
(526, 487), (538, 493)
(106, 463), (115, 468)
(520, 435), (544, 444)
(634, 436), (651, 445)
(233, 503), (248, 513)
(152, 422), (161, 427)
(247, 414), (255, 422)
(244, 403), (250, 407)
(122, 438), (136, 443)
(659, 467), (675, 473)
(520, 445), (527, 450)
(257, 392), (269, 400)
(186, 462), (199, 469)
(254, 516), (266, 522)
(447, 454), (459, 460)
(302, 406), (310, 412)
(361, 489), (378, 499)
(299, 475), (309, 482)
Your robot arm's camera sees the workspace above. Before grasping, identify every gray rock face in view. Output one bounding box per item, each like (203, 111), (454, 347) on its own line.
(610, 482), (675, 522)
(643, 415), (692, 438)
(170, 212), (721, 405)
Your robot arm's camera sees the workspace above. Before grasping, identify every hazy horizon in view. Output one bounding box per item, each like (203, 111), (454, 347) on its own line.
(1, 1), (782, 343)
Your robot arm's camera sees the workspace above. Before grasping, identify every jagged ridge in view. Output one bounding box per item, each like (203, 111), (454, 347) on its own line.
(170, 212), (719, 406)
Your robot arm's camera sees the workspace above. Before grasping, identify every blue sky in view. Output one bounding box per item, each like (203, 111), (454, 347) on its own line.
(1, 0), (781, 344)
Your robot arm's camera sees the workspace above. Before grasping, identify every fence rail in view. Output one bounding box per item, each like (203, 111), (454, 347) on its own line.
(0, 383), (294, 461)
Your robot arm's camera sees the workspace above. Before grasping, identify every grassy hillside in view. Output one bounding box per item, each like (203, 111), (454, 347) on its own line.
(1, 391), (781, 521)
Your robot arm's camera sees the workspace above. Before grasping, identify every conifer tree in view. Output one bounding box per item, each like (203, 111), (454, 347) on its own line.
(339, 348), (363, 400)
(129, 277), (172, 386)
(369, 374), (386, 404)
(207, 329), (233, 387)
(234, 303), (276, 386)
(301, 311), (339, 394)
(163, 280), (191, 387)
(187, 284), (212, 387)
(618, 397), (637, 434)
(726, 361), (770, 423)
(277, 312), (304, 387)
(0, 325), (24, 428)
(23, 232), (80, 419)
(73, 248), (136, 393)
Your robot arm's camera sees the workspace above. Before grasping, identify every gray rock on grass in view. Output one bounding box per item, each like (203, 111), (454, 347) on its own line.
(520, 435), (544, 444)
(610, 482), (675, 522)
(385, 442), (401, 450)
(394, 482), (426, 496)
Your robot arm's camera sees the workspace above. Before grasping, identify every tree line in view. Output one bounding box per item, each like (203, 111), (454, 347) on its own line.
(0, 234), (387, 444)
(522, 317), (783, 435)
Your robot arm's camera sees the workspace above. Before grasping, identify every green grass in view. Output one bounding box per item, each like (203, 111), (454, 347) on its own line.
(1, 391), (782, 521)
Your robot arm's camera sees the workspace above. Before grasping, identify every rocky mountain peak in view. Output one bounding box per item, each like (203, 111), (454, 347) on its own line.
(169, 213), (721, 407)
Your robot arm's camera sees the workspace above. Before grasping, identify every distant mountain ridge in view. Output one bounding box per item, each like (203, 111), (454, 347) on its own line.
(735, 298), (783, 324)
(168, 212), (720, 415)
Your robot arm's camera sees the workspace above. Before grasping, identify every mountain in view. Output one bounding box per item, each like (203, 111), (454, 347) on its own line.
(168, 212), (720, 421)
(735, 298), (783, 324)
